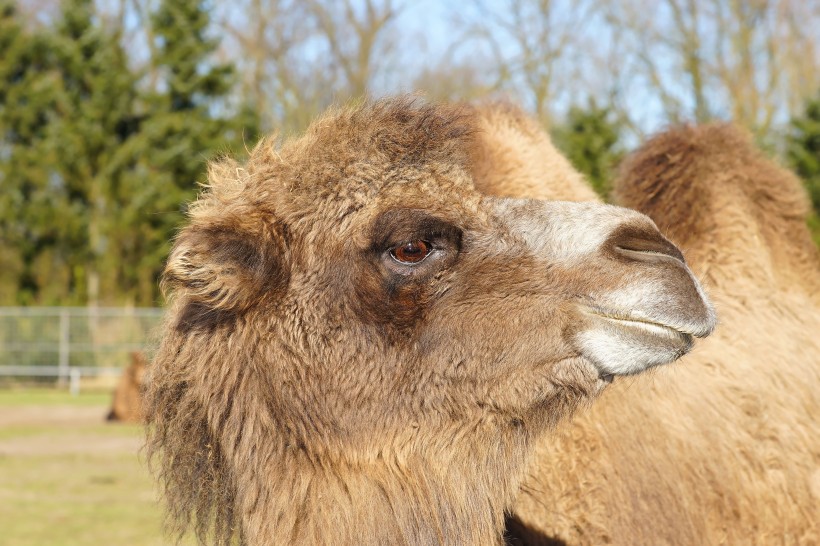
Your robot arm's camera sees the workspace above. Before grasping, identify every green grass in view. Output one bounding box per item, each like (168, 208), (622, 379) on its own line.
(0, 388), (194, 546)
(0, 388), (110, 407)
(808, 213), (820, 247)
(1, 451), (169, 546)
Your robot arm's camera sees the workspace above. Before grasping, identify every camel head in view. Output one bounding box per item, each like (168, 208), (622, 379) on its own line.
(148, 98), (715, 544)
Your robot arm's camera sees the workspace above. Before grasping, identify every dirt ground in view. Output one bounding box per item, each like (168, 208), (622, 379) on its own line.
(0, 405), (142, 456)
(0, 404), (105, 426)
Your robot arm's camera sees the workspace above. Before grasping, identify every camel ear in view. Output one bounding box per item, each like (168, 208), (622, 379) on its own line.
(163, 220), (289, 316)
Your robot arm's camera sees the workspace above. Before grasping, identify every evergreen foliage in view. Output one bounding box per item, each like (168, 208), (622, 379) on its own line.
(0, 1), (66, 304)
(49, 0), (142, 305)
(126, 0), (257, 305)
(787, 90), (820, 244)
(552, 102), (623, 200)
(0, 0), (257, 306)
(1, 1), (815, 307)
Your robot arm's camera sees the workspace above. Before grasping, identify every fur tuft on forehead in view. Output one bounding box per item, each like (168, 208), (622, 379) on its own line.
(279, 96), (477, 185)
(190, 98), (480, 219)
(173, 98), (480, 236)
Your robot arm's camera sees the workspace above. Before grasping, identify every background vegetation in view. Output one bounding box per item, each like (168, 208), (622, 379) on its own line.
(1, 0), (819, 307)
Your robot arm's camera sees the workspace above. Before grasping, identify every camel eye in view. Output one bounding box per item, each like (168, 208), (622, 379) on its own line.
(390, 240), (431, 264)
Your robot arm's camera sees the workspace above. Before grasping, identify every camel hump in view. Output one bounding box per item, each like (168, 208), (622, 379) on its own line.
(468, 101), (599, 202)
(614, 123), (820, 295)
(107, 351), (147, 423)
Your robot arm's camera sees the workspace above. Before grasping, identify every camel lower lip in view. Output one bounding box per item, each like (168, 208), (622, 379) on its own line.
(588, 311), (693, 341)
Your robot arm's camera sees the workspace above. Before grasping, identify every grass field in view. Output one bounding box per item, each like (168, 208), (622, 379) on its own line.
(0, 388), (192, 546)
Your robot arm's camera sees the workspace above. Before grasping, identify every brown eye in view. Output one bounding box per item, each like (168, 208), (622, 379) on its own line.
(391, 240), (431, 264)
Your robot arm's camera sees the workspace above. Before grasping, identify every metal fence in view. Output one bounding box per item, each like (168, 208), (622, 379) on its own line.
(0, 307), (164, 389)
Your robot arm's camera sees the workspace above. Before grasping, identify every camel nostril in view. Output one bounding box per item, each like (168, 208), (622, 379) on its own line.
(615, 244), (685, 264)
(607, 224), (685, 265)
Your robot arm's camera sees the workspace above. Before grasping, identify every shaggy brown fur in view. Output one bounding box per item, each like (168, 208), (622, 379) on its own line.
(614, 123), (820, 300)
(510, 124), (820, 544)
(467, 102), (598, 202)
(145, 98), (714, 545)
(106, 351), (146, 423)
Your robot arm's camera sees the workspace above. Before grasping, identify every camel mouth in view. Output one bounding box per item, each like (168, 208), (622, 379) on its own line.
(590, 312), (696, 343)
(576, 307), (698, 377)
(584, 303), (707, 338)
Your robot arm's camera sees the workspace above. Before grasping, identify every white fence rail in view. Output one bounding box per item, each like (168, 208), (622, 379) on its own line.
(0, 307), (164, 388)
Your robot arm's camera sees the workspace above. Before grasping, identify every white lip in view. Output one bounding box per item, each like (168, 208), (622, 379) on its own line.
(577, 308), (697, 377)
(583, 305), (700, 338)
(589, 312), (694, 341)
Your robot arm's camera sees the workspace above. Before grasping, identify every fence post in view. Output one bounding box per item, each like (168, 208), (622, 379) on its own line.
(58, 309), (70, 387)
(69, 368), (81, 396)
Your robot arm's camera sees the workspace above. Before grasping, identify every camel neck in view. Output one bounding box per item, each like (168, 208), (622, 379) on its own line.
(233, 441), (528, 545)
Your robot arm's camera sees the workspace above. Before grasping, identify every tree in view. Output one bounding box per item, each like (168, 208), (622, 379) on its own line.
(217, 0), (318, 134)
(411, 58), (495, 103)
(788, 90), (820, 245)
(0, 0), (148, 305)
(462, 0), (598, 126)
(217, 0), (403, 135)
(604, 0), (820, 138)
(48, 0), (142, 305)
(552, 102), (623, 199)
(0, 1), (69, 304)
(126, 0), (257, 305)
(1, 0), (256, 306)
(307, 0), (404, 99)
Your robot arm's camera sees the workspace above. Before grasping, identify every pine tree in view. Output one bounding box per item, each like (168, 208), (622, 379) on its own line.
(552, 102), (623, 200)
(0, 0), (148, 305)
(47, 0), (143, 305)
(1, 0), (257, 306)
(787, 91), (820, 245)
(127, 0), (257, 305)
(0, 1), (68, 304)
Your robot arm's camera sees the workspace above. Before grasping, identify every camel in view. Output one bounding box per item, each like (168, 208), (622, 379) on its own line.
(507, 124), (820, 544)
(144, 98), (715, 545)
(106, 351), (146, 423)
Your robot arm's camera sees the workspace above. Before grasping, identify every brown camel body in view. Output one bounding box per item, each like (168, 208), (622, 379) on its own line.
(106, 351), (146, 423)
(509, 124), (820, 545)
(145, 99), (715, 545)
